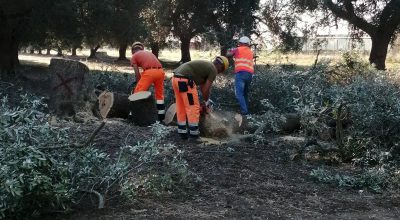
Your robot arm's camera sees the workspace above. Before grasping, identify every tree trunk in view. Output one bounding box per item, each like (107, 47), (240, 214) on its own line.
(220, 45), (228, 56)
(88, 44), (101, 59)
(48, 59), (95, 117)
(98, 91), (130, 119)
(279, 113), (301, 134)
(180, 36), (191, 63)
(0, 24), (19, 73)
(98, 91), (158, 126)
(71, 47), (77, 56)
(117, 43), (128, 61)
(151, 43), (160, 58)
(46, 48), (51, 55)
(30, 49), (34, 54)
(199, 110), (244, 138)
(57, 47), (63, 57)
(369, 34), (391, 70)
(38, 49), (42, 55)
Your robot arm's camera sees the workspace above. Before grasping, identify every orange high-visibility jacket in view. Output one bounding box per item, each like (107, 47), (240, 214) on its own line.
(234, 46), (254, 74)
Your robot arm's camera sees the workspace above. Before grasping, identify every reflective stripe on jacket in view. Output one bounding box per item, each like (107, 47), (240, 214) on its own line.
(234, 46), (254, 74)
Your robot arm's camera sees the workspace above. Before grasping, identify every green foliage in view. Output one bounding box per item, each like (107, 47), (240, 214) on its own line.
(340, 74), (400, 155)
(293, 58), (400, 162)
(107, 0), (148, 49)
(140, 0), (172, 49)
(0, 95), (193, 219)
(0, 95), (74, 218)
(325, 52), (371, 84)
(264, 53), (398, 165)
(78, 0), (113, 49)
(261, 0), (311, 53)
(208, 0), (260, 52)
(233, 53), (400, 190)
(276, 32), (306, 53)
(310, 167), (393, 193)
(118, 123), (195, 198)
(88, 70), (133, 93)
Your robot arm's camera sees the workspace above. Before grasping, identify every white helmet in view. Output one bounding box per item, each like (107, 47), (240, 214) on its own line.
(239, 36), (251, 45)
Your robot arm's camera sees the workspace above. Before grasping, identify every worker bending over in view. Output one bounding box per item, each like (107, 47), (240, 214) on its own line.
(131, 42), (165, 121)
(172, 56), (229, 139)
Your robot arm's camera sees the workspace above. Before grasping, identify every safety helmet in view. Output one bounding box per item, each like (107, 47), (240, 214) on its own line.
(132, 42), (144, 50)
(215, 56), (229, 71)
(239, 36), (251, 45)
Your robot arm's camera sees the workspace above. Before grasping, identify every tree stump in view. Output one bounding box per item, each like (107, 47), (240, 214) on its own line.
(48, 58), (96, 116)
(279, 113), (301, 134)
(128, 92), (157, 126)
(98, 91), (157, 126)
(199, 111), (244, 139)
(98, 91), (130, 119)
(158, 105), (243, 138)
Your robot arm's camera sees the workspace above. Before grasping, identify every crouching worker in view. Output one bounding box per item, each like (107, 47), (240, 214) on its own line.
(131, 42), (165, 121)
(172, 56), (229, 140)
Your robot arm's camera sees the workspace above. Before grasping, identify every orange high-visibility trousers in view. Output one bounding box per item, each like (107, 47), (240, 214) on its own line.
(134, 69), (165, 121)
(172, 76), (200, 137)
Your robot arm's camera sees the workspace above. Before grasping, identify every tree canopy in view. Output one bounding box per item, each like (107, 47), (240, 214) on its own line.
(0, 0), (399, 71)
(272, 0), (400, 70)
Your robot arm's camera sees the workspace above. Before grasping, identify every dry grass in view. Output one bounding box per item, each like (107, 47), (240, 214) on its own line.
(19, 48), (400, 72)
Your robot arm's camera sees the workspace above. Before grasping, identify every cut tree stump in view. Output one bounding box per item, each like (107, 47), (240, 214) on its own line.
(98, 91), (130, 119)
(158, 105), (244, 138)
(199, 111), (244, 138)
(98, 91), (157, 126)
(49, 58), (96, 116)
(128, 91), (157, 126)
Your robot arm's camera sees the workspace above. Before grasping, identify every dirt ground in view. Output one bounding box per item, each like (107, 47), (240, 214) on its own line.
(3, 61), (400, 220)
(59, 120), (400, 220)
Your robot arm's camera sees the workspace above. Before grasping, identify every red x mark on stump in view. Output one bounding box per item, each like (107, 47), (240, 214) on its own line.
(52, 73), (82, 97)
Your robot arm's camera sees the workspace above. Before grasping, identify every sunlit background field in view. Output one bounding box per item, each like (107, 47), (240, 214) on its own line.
(19, 48), (400, 73)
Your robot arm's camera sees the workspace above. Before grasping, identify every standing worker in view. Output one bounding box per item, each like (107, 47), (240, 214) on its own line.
(172, 56), (229, 140)
(226, 36), (254, 115)
(131, 42), (165, 121)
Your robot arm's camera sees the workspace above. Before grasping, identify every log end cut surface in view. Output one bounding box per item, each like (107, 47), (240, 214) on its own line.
(98, 91), (114, 119)
(128, 91), (151, 102)
(163, 103), (176, 125)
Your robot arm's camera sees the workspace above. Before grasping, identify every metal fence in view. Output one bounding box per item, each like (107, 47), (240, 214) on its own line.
(303, 35), (372, 52)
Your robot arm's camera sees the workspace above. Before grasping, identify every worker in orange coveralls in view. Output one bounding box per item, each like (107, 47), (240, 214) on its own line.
(172, 56), (229, 140)
(131, 42), (165, 121)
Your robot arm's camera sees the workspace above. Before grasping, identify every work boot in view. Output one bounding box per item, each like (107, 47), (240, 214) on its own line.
(189, 135), (203, 145)
(179, 133), (188, 140)
(158, 114), (165, 122)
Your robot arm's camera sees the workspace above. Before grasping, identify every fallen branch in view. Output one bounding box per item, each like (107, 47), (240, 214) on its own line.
(80, 189), (105, 209)
(83, 120), (106, 147)
(236, 121), (268, 140)
(41, 120), (106, 150)
(313, 49), (322, 68)
(0, 81), (15, 90)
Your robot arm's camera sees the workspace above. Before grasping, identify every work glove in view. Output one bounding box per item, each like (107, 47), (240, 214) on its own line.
(200, 102), (210, 115)
(205, 99), (214, 108)
(200, 99), (214, 115)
